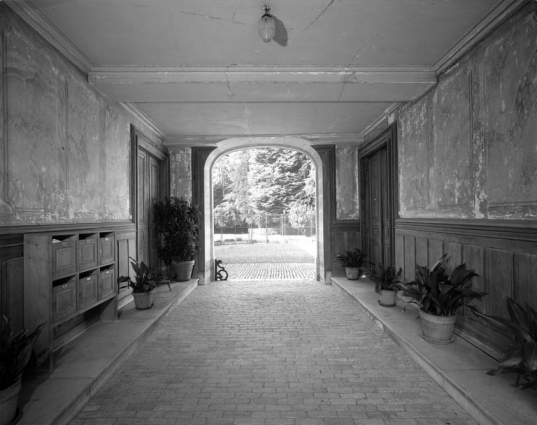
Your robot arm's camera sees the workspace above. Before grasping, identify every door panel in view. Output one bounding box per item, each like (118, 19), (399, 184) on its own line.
(366, 148), (386, 268)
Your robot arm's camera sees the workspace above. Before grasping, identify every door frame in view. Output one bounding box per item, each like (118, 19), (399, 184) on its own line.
(359, 123), (398, 267)
(130, 125), (169, 266)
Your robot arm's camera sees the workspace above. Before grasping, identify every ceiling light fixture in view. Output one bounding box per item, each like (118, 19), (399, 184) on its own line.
(258, 5), (276, 43)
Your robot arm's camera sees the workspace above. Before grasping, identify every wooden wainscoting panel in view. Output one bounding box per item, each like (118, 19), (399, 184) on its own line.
(486, 248), (514, 318)
(415, 237), (428, 269)
(514, 252), (537, 307)
(445, 242), (462, 267)
(403, 235), (416, 281)
(428, 239), (443, 268)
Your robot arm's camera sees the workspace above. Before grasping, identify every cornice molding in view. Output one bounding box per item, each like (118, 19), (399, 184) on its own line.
(5, 0), (93, 74)
(433, 0), (528, 74)
(89, 66), (436, 86)
(164, 133), (364, 147)
(120, 103), (166, 140)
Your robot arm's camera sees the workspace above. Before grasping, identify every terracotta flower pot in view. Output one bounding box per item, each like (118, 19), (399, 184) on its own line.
(419, 310), (457, 344)
(132, 291), (154, 310)
(378, 289), (397, 307)
(0, 379), (21, 425)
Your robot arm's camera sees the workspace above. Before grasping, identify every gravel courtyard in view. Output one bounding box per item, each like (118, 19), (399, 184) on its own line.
(214, 240), (316, 280)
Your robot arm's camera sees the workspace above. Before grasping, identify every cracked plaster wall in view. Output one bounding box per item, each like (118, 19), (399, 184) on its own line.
(169, 146), (192, 201)
(397, 7), (537, 220)
(335, 144), (359, 220)
(0, 7), (161, 225)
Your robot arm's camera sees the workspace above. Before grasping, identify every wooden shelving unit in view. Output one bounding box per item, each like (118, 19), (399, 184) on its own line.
(24, 230), (118, 369)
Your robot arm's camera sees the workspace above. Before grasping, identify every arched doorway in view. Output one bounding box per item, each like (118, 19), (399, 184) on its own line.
(196, 137), (326, 284)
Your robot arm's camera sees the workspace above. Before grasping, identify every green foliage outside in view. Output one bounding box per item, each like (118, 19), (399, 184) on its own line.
(213, 148), (315, 232)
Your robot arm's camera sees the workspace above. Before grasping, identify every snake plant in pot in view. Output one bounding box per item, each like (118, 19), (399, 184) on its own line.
(468, 297), (537, 390)
(0, 316), (45, 425)
(335, 248), (367, 280)
(153, 197), (201, 281)
(399, 255), (486, 344)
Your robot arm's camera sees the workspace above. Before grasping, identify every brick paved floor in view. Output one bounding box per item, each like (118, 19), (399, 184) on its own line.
(69, 280), (477, 425)
(215, 241), (316, 280)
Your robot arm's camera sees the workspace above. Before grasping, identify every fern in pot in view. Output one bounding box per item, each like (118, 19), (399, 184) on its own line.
(153, 197), (201, 282)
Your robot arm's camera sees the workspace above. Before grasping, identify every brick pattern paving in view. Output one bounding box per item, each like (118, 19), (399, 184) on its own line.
(69, 280), (477, 425)
(225, 263), (315, 280)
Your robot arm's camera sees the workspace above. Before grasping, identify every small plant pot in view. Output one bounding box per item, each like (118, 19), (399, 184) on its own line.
(344, 267), (361, 280)
(378, 289), (397, 307)
(172, 260), (195, 282)
(0, 379), (21, 425)
(419, 310), (457, 344)
(132, 291), (154, 310)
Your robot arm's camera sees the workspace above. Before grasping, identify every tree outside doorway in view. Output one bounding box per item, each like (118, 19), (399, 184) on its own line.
(213, 148), (316, 280)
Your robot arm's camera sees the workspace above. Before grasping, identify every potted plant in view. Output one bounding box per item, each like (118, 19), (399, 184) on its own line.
(370, 263), (403, 307)
(399, 255), (486, 344)
(153, 197), (201, 281)
(117, 257), (170, 310)
(0, 316), (45, 425)
(335, 248), (367, 280)
(468, 297), (537, 390)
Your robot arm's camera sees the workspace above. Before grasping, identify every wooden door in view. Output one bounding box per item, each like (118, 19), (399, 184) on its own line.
(364, 147), (388, 268)
(137, 147), (162, 268)
(360, 124), (397, 269)
(132, 126), (168, 272)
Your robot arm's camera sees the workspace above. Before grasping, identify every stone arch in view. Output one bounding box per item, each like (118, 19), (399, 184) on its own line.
(200, 136), (325, 284)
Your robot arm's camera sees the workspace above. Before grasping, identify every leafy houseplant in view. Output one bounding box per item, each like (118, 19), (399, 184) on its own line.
(0, 316), (45, 425)
(153, 197), (201, 281)
(117, 257), (170, 310)
(400, 255), (486, 344)
(468, 297), (537, 390)
(335, 248), (367, 280)
(370, 263), (403, 307)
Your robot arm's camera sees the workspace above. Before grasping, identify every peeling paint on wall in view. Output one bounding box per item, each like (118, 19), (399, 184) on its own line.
(0, 11), (143, 225)
(397, 9), (537, 220)
(170, 146), (192, 201)
(335, 144), (359, 220)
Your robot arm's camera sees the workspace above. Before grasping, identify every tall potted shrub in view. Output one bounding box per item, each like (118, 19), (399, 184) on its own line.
(153, 197), (201, 281)
(399, 255), (486, 344)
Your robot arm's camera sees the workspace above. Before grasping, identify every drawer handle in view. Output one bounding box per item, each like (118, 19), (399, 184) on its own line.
(87, 277), (92, 281)
(61, 284), (68, 289)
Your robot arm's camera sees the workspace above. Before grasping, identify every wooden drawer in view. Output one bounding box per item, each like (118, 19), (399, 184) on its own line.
(99, 268), (115, 299)
(52, 240), (77, 279)
(78, 273), (99, 309)
(52, 278), (77, 322)
(78, 238), (98, 271)
(99, 236), (115, 265)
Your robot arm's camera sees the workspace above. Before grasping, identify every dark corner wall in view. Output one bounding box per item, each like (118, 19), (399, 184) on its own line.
(0, 4), (163, 328)
(380, 3), (537, 357)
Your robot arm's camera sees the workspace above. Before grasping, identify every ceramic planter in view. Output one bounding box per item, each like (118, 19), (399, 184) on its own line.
(172, 260), (195, 282)
(132, 291), (154, 310)
(0, 379), (21, 425)
(419, 310), (457, 344)
(344, 267), (361, 280)
(378, 289), (397, 307)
